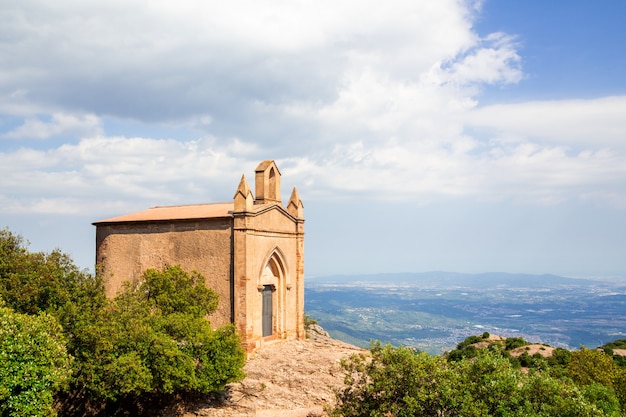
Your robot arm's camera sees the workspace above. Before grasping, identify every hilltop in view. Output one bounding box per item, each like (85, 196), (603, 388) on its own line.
(174, 332), (626, 416)
(177, 326), (363, 417)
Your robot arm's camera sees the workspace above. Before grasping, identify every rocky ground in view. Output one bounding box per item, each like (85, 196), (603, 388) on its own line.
(509, 344), (555, 358)
(178, 326), (364, 417)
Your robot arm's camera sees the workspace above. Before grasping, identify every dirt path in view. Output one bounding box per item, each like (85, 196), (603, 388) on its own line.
(182, 327), (363, 417)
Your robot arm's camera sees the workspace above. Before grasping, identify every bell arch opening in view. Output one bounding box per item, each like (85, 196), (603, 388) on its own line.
(268, 167), (277, 201)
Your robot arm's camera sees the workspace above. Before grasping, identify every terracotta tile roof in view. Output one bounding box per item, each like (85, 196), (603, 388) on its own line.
(93, 202), (234, 224)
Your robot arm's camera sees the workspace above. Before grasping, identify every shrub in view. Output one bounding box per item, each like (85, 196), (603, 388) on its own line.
(1, 228), (246, 416)
(68, 265), (246, 412)
(0, 228), (99, 317)
(567, 347), (617, 387)
(332, 342), (451, 417)
(0, 305), (72, 417)
(333, 344), (616, 417)
(505, 337), (529, 350)
(304, 313), (318, 328)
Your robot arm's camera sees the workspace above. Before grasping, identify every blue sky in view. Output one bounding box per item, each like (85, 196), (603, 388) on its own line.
(1, 0), (625, 278)
(474, 1), (626, 100)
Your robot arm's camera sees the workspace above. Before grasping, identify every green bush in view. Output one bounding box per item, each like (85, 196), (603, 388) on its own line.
(333, 343), (620, 417)
(69, 265), (246, 410)
(0, 228), (99, 317)
(567, 347), (617, 387)
(1, 228), (246, 416)
(332, 342), (452, 417)
(304, 313), (318, 328)
(0, 304), (72, 417)
(505, 337), (529, 350)
(602, 338), (626, 350)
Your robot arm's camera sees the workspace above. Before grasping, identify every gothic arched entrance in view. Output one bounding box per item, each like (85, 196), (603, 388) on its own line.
(258, 251), (288, 339)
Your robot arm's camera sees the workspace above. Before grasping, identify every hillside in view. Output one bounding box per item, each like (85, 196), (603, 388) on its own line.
(178, 326), (363, 417)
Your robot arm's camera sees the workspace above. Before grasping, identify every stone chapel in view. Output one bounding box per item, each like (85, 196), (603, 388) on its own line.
(93, 160), (305, 353)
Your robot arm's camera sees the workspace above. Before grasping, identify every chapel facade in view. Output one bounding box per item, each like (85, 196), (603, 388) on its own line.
(92, 160), (305, 353)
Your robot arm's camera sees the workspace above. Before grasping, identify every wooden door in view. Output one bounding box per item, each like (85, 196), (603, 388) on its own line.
(262, 285), (273, 336)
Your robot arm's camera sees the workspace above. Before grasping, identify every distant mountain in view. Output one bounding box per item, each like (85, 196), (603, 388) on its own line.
(307, 271), (602, 289)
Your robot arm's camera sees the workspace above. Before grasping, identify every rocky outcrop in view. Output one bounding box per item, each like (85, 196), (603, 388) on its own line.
(181, 331), (363, 417)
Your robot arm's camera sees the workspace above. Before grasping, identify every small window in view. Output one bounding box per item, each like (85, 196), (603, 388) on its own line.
(268, 167), (276, 200)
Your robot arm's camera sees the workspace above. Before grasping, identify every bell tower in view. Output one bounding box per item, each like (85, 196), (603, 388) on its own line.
(255, 160), (281, 204)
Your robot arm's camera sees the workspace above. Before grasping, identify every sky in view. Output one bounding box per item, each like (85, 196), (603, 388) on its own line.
(1, 0), (625, 278)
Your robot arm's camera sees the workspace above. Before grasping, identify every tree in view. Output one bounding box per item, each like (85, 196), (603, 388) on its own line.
(1, 228), (246, 415)
(614, 368), (626, 412)
(0, 228), (100, 317)
(505, 337), (529, 350)
(68, 265), (246, 412)
(0, 304), (72, 417)
(567, 347), (618, 387)
(332, 342), (453, 417)
(333, 343), (619, 417)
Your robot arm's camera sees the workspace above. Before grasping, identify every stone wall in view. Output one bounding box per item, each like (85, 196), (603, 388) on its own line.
(95, 217), (234, 327)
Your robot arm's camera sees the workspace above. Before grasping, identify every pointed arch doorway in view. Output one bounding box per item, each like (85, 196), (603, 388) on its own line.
(258, 251), (287, 340)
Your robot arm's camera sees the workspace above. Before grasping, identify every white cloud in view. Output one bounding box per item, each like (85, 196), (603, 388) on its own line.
(281, 130), (626, 207)
(3, 113), (102, 139)
(465, 96), (626, 149)
(0, 135), (262, 215)
(0, 0), (487, 126)
(1, 0), (625, 217)
(442, 32), (523, 86)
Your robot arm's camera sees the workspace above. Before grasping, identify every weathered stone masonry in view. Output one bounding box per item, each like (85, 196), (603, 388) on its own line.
(93, 160), (305, 353)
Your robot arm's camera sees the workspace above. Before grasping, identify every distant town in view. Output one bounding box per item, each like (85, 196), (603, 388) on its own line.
(305, 272), (626, 354)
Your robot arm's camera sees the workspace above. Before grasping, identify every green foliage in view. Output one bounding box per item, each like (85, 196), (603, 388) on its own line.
(581, 384), (621, 416)
(505, 337), (529, 350)
(141, 266), (219, 317)
(567, 347), (618, 387)
(457, 334), (482, 349)
(599, 338), (626, 366)
(333, 343), (621, 417)
(548, 347), (572, 367)
(1, 228), (246, 416)
(602, 338), (626, 350)
(614, 368), (626, 410)
(304, 313), (318, 339)
(447, 334), (508, 362)
(447, 335), (484, 361)
(69, 265), (246, 410)
(332, 342), (451, 417)
(0, 305), (72, 417)
(520, 374), (618, 417)
(517, 352), (549, 370)
(304, 313), (318, 328)
(0, 228), (100, 317)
